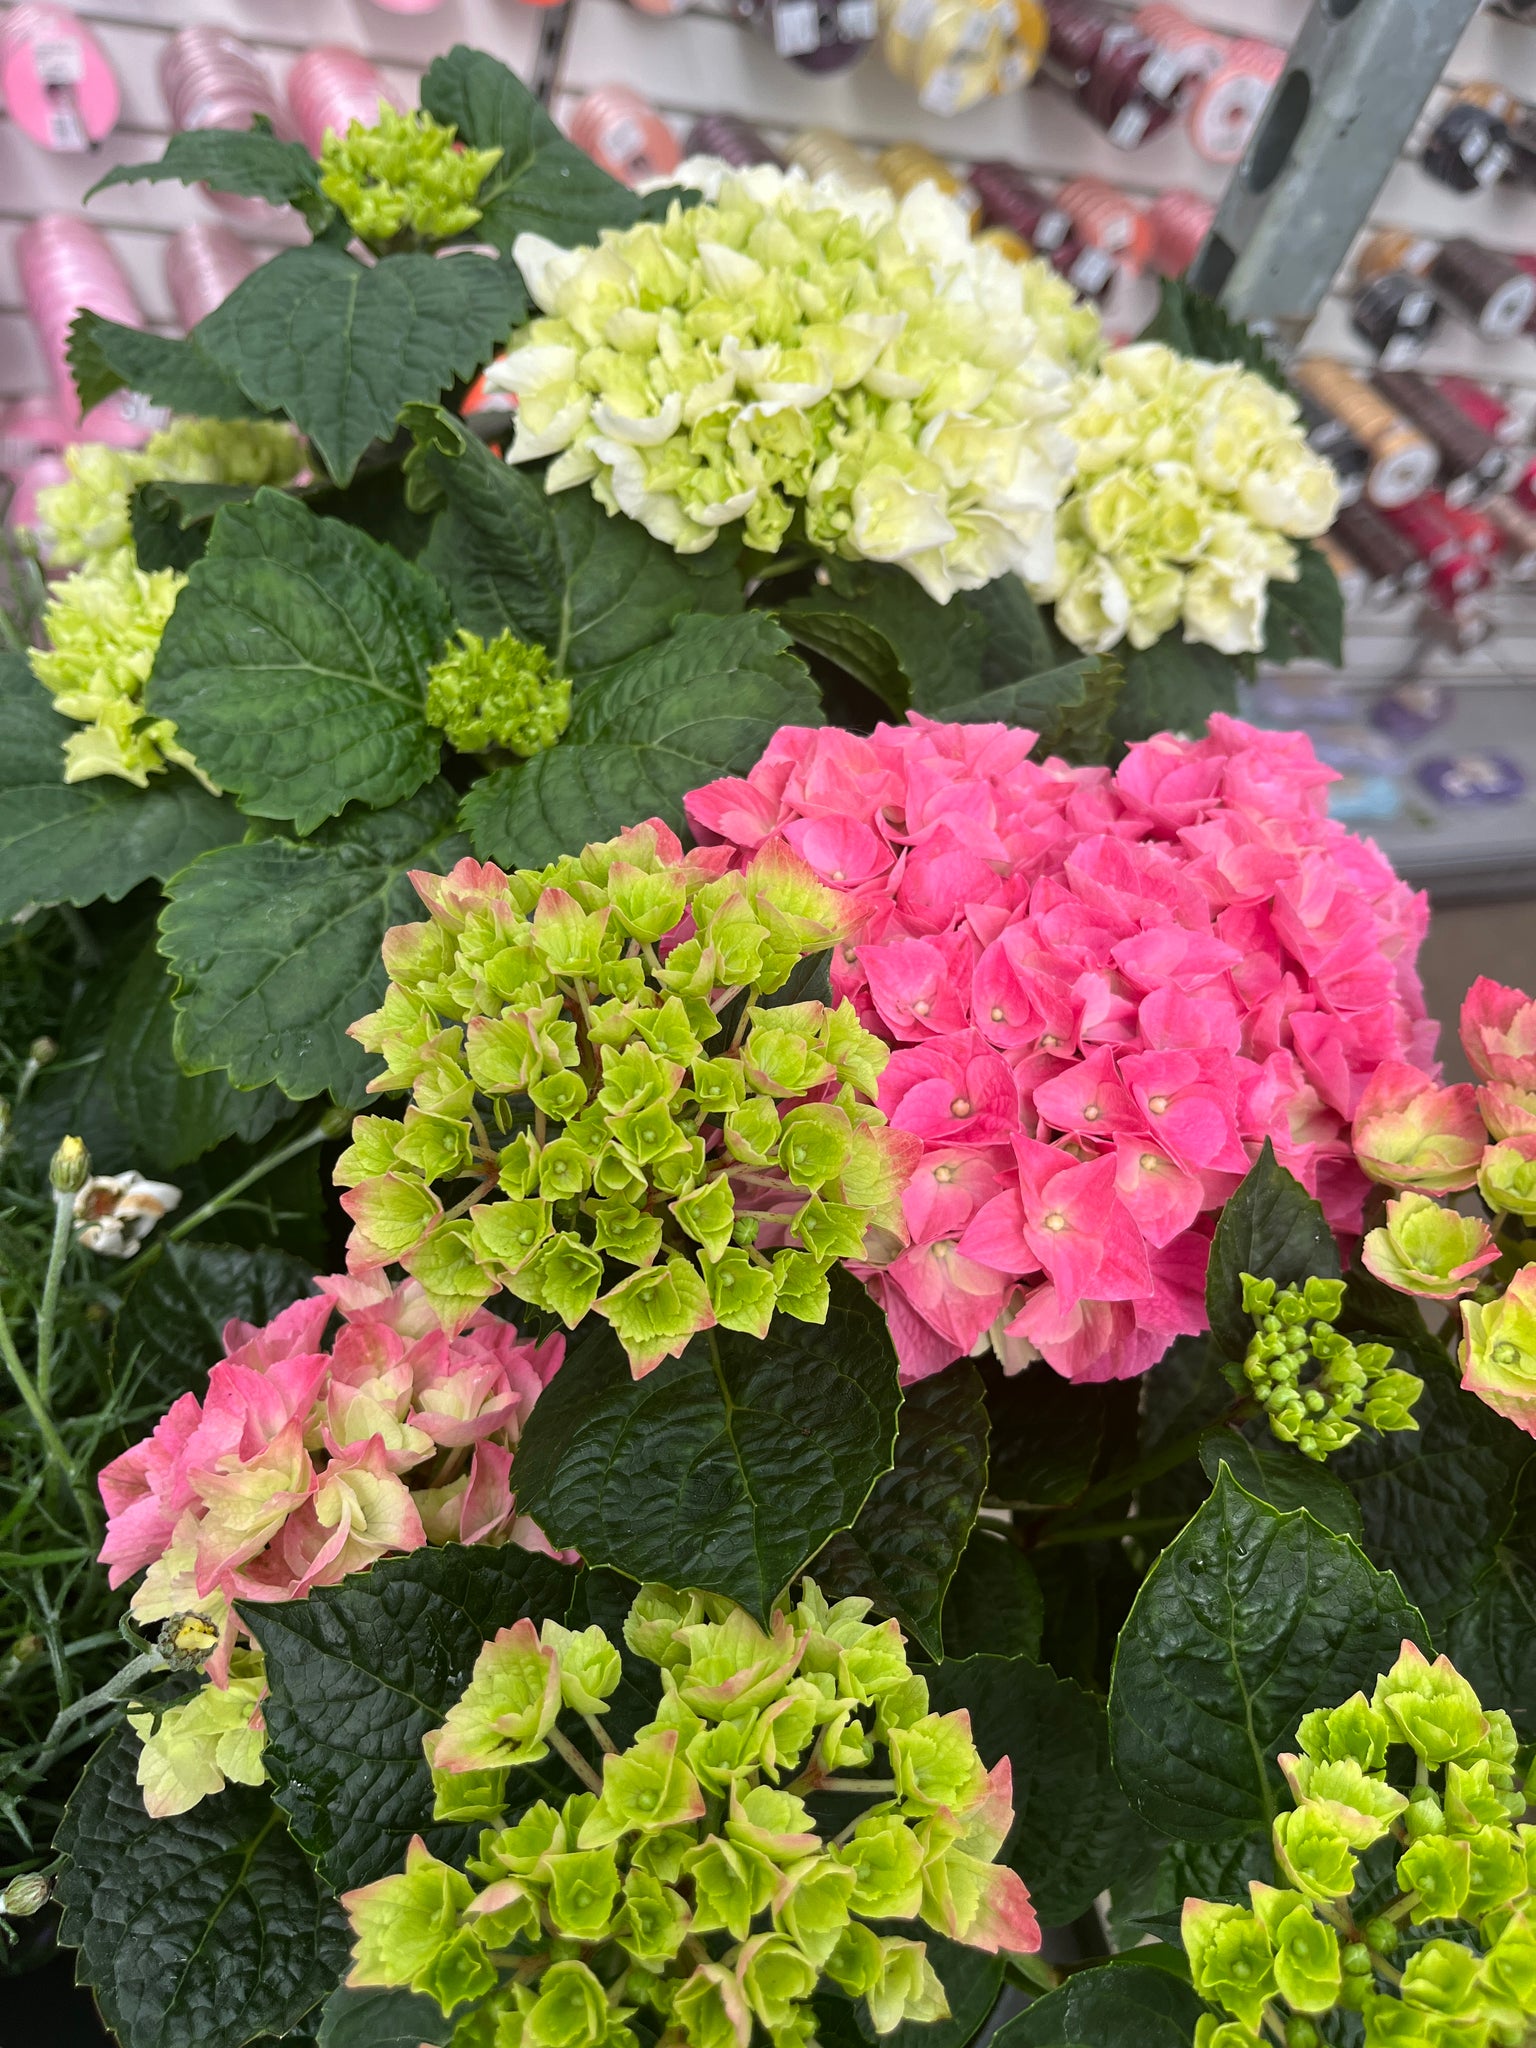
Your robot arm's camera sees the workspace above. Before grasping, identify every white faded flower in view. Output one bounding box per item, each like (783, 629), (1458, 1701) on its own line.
(74, 1171), (182, 1257)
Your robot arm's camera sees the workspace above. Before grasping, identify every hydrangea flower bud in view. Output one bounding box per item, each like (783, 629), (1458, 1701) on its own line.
(1373, 1642), (1490, 1767)
(1461, 1264), (1536, 1435)
(432, 1617), (562, 1771)
(1461, 977), (1536, 1089)
(1182, 1901), (1277, 2031)
(48, 1133), (90, 1194)
(1478, 1137), (1536, 1221)
(1231, 1272), (1420, 1460)
(319, 105), (502, 244)
(1352, 1062), (1486, 1195)
(1362, 1192), (1500, 1301)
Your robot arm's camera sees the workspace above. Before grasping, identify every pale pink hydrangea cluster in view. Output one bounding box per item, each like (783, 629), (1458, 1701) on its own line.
(687, 713), (1433, 1385)
(98, 1272), (564, 1678)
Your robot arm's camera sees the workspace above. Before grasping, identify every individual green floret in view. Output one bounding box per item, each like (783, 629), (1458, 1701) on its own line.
(425, 628), (572, 758)
(341, 822), (917, 1371)
(1226, 1272), (1422, 1460)
(318, 104), (503, 244)
(1183, 1644), (1535, 2047)
(341, 1581), (1041, 2044)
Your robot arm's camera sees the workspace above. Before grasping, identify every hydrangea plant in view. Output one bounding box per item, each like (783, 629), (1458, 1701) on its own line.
(1184, 1644), (1536, 2048)
(339, 819), (916, 1373)
(318, 105), (503, 246)
(342, 1580), (1038, 2042)
(1227, 1274), (1422, 1460)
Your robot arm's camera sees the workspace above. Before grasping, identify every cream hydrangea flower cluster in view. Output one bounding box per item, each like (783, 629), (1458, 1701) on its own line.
(1036, 342), (1340, 658)
(29, 418), (302, 785)
(486, 161), (1097, 604)
(342, 1581), (1039, 2044)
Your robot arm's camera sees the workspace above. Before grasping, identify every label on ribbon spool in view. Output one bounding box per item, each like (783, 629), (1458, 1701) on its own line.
(2, 6), (119, 151)
(772, 0), (822, 55)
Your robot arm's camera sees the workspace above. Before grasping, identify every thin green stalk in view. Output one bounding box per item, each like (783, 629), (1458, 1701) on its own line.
(0, 1291), (98, 1543)
(1032, 1511), (1189, 1550)
(163, 1114), (336, 1248)
(33, 1188), (73, 1407)
(26, 1649), (162, 1783)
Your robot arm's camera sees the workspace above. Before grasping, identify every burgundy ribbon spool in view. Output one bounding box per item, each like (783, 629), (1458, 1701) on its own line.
(685, 114), (783, 168)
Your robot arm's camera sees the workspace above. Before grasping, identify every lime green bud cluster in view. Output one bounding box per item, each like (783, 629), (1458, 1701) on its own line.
(318, 105), (503, 245)
(340, 824), (916, 1373)
(1186, 1644), (1536, 2048)
(125, 1649), (268, 1820)
(426, 629), (572, 759)
(29, 417), (302, 785)
(341, 1582), (1039, 2045)
(1227, 1273), (1422, 1461)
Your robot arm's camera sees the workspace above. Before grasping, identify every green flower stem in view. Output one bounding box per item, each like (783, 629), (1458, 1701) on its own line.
(546, 1725), (604, 1794)
(33, 1187), (74, 1408)
(26, 1649), (163, 1783)
(817, 1777), (896, 1794)
(581, 1710), (617, 1756)
(1045, 1405), (1254, 1524)
(0, 1289), (98, 1543)
(1032, 1512), (1189, 1550)
(163, 1113), (339, 1248)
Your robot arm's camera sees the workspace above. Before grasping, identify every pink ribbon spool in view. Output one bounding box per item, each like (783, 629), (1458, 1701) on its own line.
(365, 0), (447, 11)
(287, 46), (403, 157)
(161, 28), (291, 227)
(0, 392), (73, 474)
(165, 223), (259, 331)
(1056, 175), (1154, 277)
(6, 451), (71, 535)
(1146, 187), (1214, 277)
(17, 213), (153, 446)
(1187, 38), (1285, 165)
(1133, 3), (1226, 101)
(566, 87), (680, 187)
(1, 3), (119, 152)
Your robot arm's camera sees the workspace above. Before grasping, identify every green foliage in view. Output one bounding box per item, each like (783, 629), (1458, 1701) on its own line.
(1138, 278), (1288, 392)
(0, 654), (239, 922)
(1108, 1473), (1426, 1841)
(113, 1240), (316, 1406)
(55, 1726), (350, 2048)
(940, 1528), (1044, 1661)
(68, 312), (266, 425)
(514, 1272), (901, 1621)
(317, 1985), (453, 2046)
(997, 1961), (1206, 2046)
(1196, 1437), (1362, 1543)
(131, 480), (263, 573)
(88, 125), (330, 224)
(1110, 636), (1239, 747)
(813, 1363), (989, 1659)
(1261, 540), (1345, 667)
(146, 490), (451, 833)
(940, 655), (1125, 766)
(1206, 1143), (1339, 1362)
(158, 779), (466, 1100)
(979, 1358), (1110, 1510)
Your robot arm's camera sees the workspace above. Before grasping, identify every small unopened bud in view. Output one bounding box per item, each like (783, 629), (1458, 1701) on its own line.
(1, 1873), (51, 1918)
(1285, 2022), (1321, 2048)
(157, 1611), (220, 1670)
(320, 1102), (357, 1140)
(28, 1036), (57, 1069)
(1363, 1916), (1399, 1957)
(1341, 1942), (1373, 1978)
(49, 1134), (90, 1195)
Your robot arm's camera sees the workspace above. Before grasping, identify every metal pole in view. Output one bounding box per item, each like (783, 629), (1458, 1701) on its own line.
(1189, 0), (1482, 330)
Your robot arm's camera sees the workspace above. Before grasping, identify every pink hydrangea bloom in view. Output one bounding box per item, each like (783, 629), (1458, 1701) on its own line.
(98, 1272), (564, 1682)
(687, 711), (1432, 1386)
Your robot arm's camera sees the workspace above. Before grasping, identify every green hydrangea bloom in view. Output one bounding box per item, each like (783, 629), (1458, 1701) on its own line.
(341, 823), (916, 1368)
(126, 1648), (268, 1818)
(485, 162), (1094, 602)
(1044, 341), (1339, 656)
(1184, 1647), (1536, 2046)
(341, 1579), (1039, 2042)
(425, 628), (572, 757)
(318, 104), (502, 244)
(1227, 1272), (1421, 1461)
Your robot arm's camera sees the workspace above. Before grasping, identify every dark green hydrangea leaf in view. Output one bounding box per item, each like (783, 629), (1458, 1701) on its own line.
(1110, 635), (1238, 747)
(0, 654), (241, 923)
(69, 312), (267, 424)
(813, 1362), (989, 1658)
(1197, 1434), (1362, 1542)
(995, 1961), (1207, 2047)
(1108, 1470), (1425, 1840)
(775, 600), (911, 715)
(981, 1357), (1110, 1510)
(55, 1725), (348, 2048)
(461, 612), (822, 871)
(1137, 277), (1287, 391)
(194, 244), (522, 485)
(248, 1543), (577, 1892)
(941, 1526), (1044, 1660)
(514, 1269), (901, 1623)
(939, 655), (1124, 766)
(926, 1653), (1150, 1929)
(88, 126), (327, 222)
(158, 779), (466, 1101)
(1205, 1140), (1338, 1363)
(406, 404), (741, 678)
(113, 1241), (316, 1406)
(147, 490), (451, 834)
(316, 1987), (453, 2048)
(132, 480), (261, 573)
(1262, 539), (1344, 667)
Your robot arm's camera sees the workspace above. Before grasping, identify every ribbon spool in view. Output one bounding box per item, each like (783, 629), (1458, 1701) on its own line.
(1355, 229), (1436, 286)
(881, 0), (1046, 117)
(1485, 494), (1536, 582)
(1057, 175), (1153, 276)
(1428, 237), (1536, 342)
(5, 451), (70, 536)
(367, 0), (446, 11)
(1382, 491), (1487, 582)
(970, 160), (1071, 249)
(287, 47), (403, 157)
(1041, 0), (1177, 148)
(165, 224), (259, 331)
(161, 29), (291, 228)
(1420, 96), (1513, 193)
(1371, 366), (1517, 507)
(785, 127), (886, 192)
(1293, 389), (1368, 509)
(1132, 3), (1226, 102)
(1186, 38), (1284, 166)
(1349, 272), (1442, 365)
(747, 0), (876, 75)
(1334, 499), (1429, 600)
(1292, 358), (1437, 511)
(1437, 374), (1524, 448)
(0, 391), (72, 473)
(875, 143), (980, 224)
(1146, 189), (1213, 277)
(567, 87), (680, 186)
(975, 225), (1032, 262)
(684, 114), (783, 168)
(17, 213), (154, 448)
(0, 4), (118, 151)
